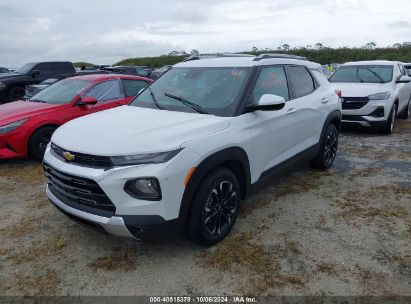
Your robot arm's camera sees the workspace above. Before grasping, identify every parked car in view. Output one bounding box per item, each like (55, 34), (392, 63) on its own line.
(0, 61), (76, 103)
(149, 65), (172, 80)
(43, 54), (341, 245)
(404, 63), (411, 77)
(101, 66), (150, 78)
(0, 67), (10, 74)
(0, 74), (152, 160)
(329, 61), (411, 134)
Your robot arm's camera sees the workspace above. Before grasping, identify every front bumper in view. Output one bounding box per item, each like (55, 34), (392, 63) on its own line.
(0, 129), (27, 159)
(43, 145), (201, 240)
(341, 98), (392, 128)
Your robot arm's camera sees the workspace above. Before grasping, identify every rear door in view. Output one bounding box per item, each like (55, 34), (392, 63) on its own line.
(397, 64), (411, 112)
(285, 65), (326, 152)
(71, 79), (125, 119)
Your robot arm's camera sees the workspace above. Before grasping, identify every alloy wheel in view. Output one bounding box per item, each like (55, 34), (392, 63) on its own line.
(203, 181), (237, 236)
(324, 128), (338, 167)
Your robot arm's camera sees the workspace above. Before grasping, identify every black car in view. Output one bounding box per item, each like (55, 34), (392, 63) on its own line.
(0, 67), (10, 74)
(0, 61), (76, 102)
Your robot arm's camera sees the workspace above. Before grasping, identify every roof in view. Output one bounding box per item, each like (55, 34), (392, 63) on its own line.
(68, 73), (152, 82)
(174, 56), (320, 69)
(342, 60), (399, 66)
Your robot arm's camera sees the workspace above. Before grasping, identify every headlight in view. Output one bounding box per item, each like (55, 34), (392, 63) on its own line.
(124, 177), (162, 200)
(0, 119), (28, 135)
(367, 92), (390, 100)
(110, 149), (182, 166)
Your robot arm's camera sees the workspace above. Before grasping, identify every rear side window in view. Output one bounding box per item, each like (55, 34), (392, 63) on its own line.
(288, 66), (316, 98)
(122, 80), (149, 97)
(85, 79), (123, 101)
(135, 68), (149, 77)
(251, 66), (289, 103)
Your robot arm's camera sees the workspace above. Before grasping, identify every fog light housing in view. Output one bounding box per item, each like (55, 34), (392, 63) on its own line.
(369, 107), (385, 118)
(124, 178), (162, 201)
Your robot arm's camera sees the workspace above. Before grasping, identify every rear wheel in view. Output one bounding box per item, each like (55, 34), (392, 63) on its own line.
(29, 126), (57, 161)
(8, 87), (25, 101)
(381, 104), (397, 135)
(310, 123), (339, 170)
(186, 167), (240, 246)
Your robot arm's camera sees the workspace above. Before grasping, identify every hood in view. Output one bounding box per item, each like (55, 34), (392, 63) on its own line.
(0, 101), (63, 126)
(52, 106), (231, 156)
(330, 82), (392, 97)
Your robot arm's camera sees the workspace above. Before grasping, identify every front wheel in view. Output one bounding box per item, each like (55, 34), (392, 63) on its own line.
(28, 126), (57, 161)
(381, 104), (397, 135)
(186, 167), (240, 246)
(310, 123), (339, 170)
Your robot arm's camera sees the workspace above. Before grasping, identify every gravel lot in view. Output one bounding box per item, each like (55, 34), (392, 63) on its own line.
(0, 120), (410, 296)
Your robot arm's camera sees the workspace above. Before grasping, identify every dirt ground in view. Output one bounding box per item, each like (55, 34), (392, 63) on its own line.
(0, 120), (410, 297)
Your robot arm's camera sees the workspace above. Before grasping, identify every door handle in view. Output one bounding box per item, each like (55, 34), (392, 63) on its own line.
(287, 108), (297, 114)
(321, 98), (329, 104)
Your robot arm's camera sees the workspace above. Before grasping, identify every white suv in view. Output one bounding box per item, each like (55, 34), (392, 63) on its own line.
(43, 54), (341, 246)
(329, 61), (411, 134)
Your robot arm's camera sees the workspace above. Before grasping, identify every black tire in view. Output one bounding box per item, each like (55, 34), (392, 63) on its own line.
(398, 97), (411, 120)
(28, 126), (57, 161)
(8, 87), (25, 101)
(310, 123), (339, 170)
(186, 167), (240, 246)
(381, 104), (397, 135)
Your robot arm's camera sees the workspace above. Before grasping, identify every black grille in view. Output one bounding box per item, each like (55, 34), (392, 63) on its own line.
(51, 143), (113, 168)
(44, 163), (115, 217)
(342, 97), (369, 110)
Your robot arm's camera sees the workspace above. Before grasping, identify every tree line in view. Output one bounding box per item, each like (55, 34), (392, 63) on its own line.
(75, 43), (411, 68)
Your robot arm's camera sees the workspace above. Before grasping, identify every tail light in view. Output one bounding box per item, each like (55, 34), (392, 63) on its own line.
(334, 89), (342, 99)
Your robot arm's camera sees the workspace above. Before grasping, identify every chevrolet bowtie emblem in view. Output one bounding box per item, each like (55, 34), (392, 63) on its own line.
(63, 151), (75, 161)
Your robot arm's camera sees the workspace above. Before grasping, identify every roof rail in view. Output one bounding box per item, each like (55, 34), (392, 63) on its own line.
(184, 53), (255, 62)
(253, 54), (308, 61)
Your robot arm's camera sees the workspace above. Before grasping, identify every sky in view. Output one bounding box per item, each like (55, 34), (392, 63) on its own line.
(0, 0), (410, 67)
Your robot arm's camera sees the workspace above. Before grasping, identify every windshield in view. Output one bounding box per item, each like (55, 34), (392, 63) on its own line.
(15, 63), (36, 74)
(130, 67), (252, 116)
(329, 65), (393, 83)
(30, 79), (90, 104)
(405, 65), (411, 77)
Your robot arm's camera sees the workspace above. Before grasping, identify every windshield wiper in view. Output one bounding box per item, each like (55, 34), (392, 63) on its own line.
(148, 87), (164, 110)
(30, 99), (46, 103)
(164, 92), (208, 114)
(365, 68), (385, 83)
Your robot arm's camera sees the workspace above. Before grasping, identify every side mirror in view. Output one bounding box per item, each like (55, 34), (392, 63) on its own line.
(247, 94), (286, 112)
(80, 96), (98, 105)
(31, 70), (40, 78)
(396, 76), (411, 84)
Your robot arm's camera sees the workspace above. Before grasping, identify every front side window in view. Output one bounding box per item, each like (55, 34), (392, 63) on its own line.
(130, 67), (252, 116)
(122, 80), (149, 97)
(329, 66), (393, 83)
(85, 79), (123, 101)
(288, 66), (315, 98)
(16, 63), (36, 74)
(250, 66), (289, 104)
(30, 79), (90, 104)
(405, 65), (411, 77)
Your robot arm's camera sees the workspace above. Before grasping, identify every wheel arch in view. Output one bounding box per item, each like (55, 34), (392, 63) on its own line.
(325, 110), (342, 132)
(27, 124), (60, 156)
(178, 147), (251, 226)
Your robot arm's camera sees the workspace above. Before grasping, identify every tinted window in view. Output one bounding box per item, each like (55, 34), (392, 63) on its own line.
(35, 63), (52, 73)
(251, 66), (289, 103)
(405, 65), (411, 77)
(329, 66), (393, 83)
(135, 68), (149, 77)
(122, 80), (149, 97)
(288, 66), (315, 98)
(85, 79), (123, 101)
(54, 63), (73, 74)
(30, 79), (90, 104)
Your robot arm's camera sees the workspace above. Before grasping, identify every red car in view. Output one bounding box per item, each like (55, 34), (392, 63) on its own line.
(0, 74), (152, 160)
